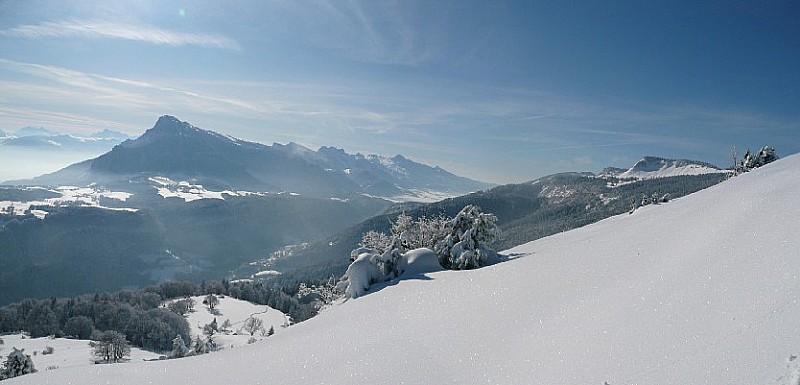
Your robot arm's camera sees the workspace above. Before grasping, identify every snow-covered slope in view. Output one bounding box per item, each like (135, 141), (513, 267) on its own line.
(0, 333), (159, 372)
(10, 155), (800, 384)
(181, 296), (289, 349)
(617, 156), (727, 179)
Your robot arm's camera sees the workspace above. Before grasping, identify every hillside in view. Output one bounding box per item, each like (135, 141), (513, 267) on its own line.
(0, 334), (159, 371)
(254, 170), (727, 282)
(8, 160), (799, 384)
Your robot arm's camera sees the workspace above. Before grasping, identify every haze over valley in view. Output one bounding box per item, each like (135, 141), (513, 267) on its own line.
(1, 1), (799, 384)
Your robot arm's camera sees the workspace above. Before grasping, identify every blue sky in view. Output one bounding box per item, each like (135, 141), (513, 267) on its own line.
(1, 0), (798, 183)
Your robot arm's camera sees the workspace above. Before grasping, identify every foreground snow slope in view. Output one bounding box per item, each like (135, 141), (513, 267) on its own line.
(10, 155), (800, 384)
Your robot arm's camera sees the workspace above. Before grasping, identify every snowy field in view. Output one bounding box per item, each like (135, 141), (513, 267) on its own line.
(181, 295), (290, 349)
(7, 154), (800, 384)
(0, 185), (135, 218)
(0, 333), (160, 372)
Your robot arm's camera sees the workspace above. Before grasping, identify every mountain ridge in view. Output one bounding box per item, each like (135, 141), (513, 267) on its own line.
(6, 116), (492, 201)
(616, 155), (726, 179)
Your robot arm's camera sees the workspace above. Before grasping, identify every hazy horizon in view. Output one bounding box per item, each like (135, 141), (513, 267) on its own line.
(1, 1), (798, 183)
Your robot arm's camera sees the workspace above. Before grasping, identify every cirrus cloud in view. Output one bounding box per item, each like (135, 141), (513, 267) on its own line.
(0, 19), (240, 50)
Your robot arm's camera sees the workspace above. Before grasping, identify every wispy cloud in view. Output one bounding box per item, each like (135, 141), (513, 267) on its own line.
(266, 1), (436, 66)
(0, 20), (240, 50)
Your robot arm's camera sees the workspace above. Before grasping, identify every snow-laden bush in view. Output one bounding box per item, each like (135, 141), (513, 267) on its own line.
(168, 334), (191, 359)
(435, 205), (500, 270)
(339, 207), (500, 298)
(339, 249), (386, 298)
(339, 248), (442, 298)
(740, 145), (778, 172)
(1, 347), (36, 379)
(192, 336), (214, 355)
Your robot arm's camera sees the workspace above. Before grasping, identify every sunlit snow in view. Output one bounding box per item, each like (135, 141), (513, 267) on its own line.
(148, 176), (268, 202)
(0, 186), (135, 218)
(8, 154), (800, 385)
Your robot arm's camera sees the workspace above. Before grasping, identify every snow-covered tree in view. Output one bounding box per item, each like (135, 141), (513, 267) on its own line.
(168, 334), (190, 359)
(390, 212), (415, 252)
(297, 277), (342, 309)
(1, 347), (36, 379)
(91, 331), (130, 363)
(242, 316), (265, 336)
(359, 230), (392, 256)
(756, 145), (778, 166)
(267, 326), (275, 337)
(741, 146), (778, 171)
(435, 205), (500, 270)
(192, 336), (211, 355)
(415, 215), (450, 250)
(202, 318), (219, 338)
(220, 319), (232, 332)
(203, 294), (219, 310)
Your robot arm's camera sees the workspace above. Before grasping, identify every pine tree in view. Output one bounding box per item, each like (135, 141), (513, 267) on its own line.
(267, 326), (275, 337)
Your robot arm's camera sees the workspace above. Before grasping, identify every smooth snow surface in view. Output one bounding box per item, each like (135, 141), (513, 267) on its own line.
(9, 155), (800, 385)
(0, 333), (159, 373)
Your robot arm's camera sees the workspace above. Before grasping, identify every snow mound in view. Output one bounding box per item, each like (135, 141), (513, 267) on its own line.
(9, 154), (800, 385)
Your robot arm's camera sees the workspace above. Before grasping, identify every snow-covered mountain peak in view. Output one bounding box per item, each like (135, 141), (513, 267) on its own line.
(15, 126), (58, 137)
(10, 116), (491, 201)
(617, 156), (726, 179)
(90, 129), (130, 140)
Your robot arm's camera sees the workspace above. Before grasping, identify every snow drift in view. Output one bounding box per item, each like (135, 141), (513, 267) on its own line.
(9, 154), (800, 384)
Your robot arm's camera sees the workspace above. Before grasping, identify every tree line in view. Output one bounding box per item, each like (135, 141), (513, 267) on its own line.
(0, 279), (316, 353)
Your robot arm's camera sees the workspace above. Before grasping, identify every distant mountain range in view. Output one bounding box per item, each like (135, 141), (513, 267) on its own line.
(7, 116), (492, 201)
(0, 126), (131, 151)
(0, 116), (493, 304)
(0, 115), (732, 305)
